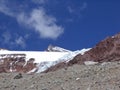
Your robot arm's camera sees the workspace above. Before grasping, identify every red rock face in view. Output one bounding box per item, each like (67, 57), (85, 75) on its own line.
(69, 33), (120, 65)
(0, 54), (37, 73)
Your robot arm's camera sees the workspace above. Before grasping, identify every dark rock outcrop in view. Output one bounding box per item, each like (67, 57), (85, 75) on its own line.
(14, 73), (23, 79)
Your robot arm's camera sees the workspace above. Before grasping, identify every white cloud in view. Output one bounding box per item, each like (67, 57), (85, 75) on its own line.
(0, 0), (64, 39)
(17, 8), (64, 39)
(1, 32), (26, 49)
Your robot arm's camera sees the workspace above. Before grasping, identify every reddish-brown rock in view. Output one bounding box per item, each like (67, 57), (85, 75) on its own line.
(70, 33), (120, 65)
(0, 54), (37, 73)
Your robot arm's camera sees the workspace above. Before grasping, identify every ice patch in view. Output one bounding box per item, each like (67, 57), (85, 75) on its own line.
(84, 61), (98, 65)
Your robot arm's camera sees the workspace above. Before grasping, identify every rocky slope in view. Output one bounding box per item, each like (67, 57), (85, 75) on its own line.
(0, 61), (120, 90)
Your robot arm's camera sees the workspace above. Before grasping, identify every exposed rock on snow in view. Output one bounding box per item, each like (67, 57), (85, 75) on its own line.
(46, 44), (71, 52)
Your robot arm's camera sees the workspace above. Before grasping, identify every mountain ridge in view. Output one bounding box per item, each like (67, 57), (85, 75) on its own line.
(0, 46), (90, 73)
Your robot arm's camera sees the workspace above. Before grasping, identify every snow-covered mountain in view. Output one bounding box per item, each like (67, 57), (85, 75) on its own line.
(0, 46), (90, 73)
(1, 33), (120, 74)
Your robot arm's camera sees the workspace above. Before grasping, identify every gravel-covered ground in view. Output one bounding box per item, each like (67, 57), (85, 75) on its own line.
(0, 61), (120, 90)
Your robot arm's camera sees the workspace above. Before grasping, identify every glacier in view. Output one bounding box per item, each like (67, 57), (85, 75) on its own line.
(0, 47), (91, 73)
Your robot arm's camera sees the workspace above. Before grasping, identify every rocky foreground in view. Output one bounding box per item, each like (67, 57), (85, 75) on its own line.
(0, 61), (120, 90)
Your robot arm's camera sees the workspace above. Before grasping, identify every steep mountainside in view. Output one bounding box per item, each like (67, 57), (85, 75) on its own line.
(69, 33), (120, 65)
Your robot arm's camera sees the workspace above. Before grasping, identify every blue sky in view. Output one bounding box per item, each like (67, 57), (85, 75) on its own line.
(0, 0), (120, 51)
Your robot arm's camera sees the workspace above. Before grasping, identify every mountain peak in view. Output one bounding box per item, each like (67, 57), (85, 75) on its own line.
(46, 44), (71, 52)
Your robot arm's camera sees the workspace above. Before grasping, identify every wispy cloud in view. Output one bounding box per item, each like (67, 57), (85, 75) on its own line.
(15, 36), (26, 48)
(67, 2), (87, 22)
(68, 2), (87, 14)
(31, 0), (47, 4)
(67, 6), (74, 14)
(80, 2), (87, 11)
(0, 0), (64, 39)
(0, 0), (14, 17)
(2, 31), (11, 44)
(0, 32), (26, 49)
